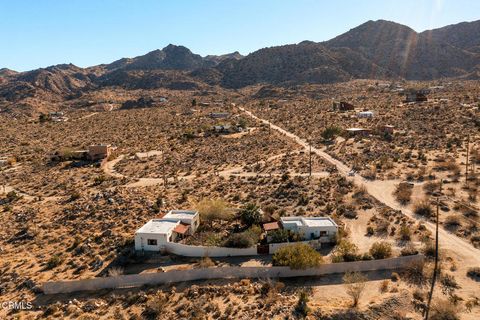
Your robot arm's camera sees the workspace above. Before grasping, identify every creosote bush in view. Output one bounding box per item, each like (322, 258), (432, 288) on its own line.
(196, 198), (232, 228)
(272, 243), (323, 269)
(394, 183), (412, 205)
(429, 299), (461, 320)
(414, 200), (433, 217)
(46, 254), (64, 269)
(369, 241), (392, 260)
(331, 240), (359, 262)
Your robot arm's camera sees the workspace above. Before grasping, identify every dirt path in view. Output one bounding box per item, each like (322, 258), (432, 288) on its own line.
(238, 106), (480, 267)
(103, 151), (329, 188)
(1, 185), (61, 203)
(76, 112), (98, 121)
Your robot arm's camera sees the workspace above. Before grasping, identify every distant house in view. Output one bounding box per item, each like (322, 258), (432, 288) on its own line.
(0, 156), (8, 167)
(212, 124), (243, 134)
(346, 128), (371, 137)
(47, 111), (68, 122)
(404, 90), (428, 103)
(134, 210), (199, 251)
(209, 112), (230, 119)
(280, 217), (337, 242)
(332, 101), (355, 112)
(380, 125), (395, 134)
(357, 111), (374, 118)
(50, 145), (115, 163)
(88, 144), (115, 161)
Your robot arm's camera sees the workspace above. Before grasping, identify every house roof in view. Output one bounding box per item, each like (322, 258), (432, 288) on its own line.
(173, 223), (189, 235)
(263, 221), (280, 231)
(346, 127), (369, 132)
(163, 210), (198, 222)
(280, 216), (337, 228)
(303, 218), (337, 227)
(136, 219), (179, 235)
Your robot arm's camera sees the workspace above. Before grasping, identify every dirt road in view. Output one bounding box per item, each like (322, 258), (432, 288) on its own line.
(238, 106), (480, 266)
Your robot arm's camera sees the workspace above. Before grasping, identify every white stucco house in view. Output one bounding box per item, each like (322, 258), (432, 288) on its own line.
(357, 111), (374, 118)
(280, 217), (338, 242)
(135, 210), (199, 251)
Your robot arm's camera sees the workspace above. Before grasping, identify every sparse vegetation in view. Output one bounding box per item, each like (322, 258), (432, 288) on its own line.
(369, 241), (392, 260)
(394, 183), (412, 205)
(272, 243), (323, 269)
(414, 200), (433, 217)
(343, 272), (367, 307)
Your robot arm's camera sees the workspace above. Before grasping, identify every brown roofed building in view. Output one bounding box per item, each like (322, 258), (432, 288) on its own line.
(263, 221), (280, 232)
(88, 144), (115, 161)
(332, 101), (355, 112)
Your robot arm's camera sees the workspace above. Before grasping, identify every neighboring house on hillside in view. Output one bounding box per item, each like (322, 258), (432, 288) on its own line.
(357, 111), (374, 118)
(346, 128), (371, 137)
(209, 112), (230, 119)
(380, 125), (395, 134)
(135, 210), (199, 251)
(211, 124), (243, 135)
(404, 90), (428, 103)
(332, 101), (355, 112)
(280, 217), (338, 242)
(88, 144), (115, 161)
(0, 156), (8, 167)
(51, 144), (116, 162)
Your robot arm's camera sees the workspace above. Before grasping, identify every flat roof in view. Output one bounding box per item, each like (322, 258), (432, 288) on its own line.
(281, 218), (303, 227)
(346, 127), (369, 131)
(281, 216), (337, 228)
(303, 217), (337, 227)
(163, 210), (198, 221)
(136, 219), (179, 235)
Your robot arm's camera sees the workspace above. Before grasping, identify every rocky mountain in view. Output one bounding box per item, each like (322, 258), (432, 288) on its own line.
(107, 44), (208, 71)
(1, 19), (480, 114)
(423, 20), (480, 54)
(324, 20), (479, 80)
(204, 51), (244, 65)
(0, 68), (18, 77)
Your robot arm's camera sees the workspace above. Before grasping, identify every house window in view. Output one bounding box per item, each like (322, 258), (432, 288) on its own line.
(320, 231), (328, 236)
(147, 239), (157, 246)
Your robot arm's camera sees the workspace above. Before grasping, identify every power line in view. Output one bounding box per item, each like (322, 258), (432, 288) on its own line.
(424, 180), (442, 320)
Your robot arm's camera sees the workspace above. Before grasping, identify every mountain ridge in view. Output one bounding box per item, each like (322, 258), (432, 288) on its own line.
(1, 19), (480, 114)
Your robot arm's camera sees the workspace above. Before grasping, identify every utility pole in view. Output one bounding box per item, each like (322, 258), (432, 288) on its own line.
(309, 143), (312, 178)
(466, 134), (470, 186)
(471, 143), (476, 176)
(425, 180), (442, 320)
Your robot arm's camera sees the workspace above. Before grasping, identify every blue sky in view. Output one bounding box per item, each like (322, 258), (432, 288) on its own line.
(1, 0), (479, 71)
